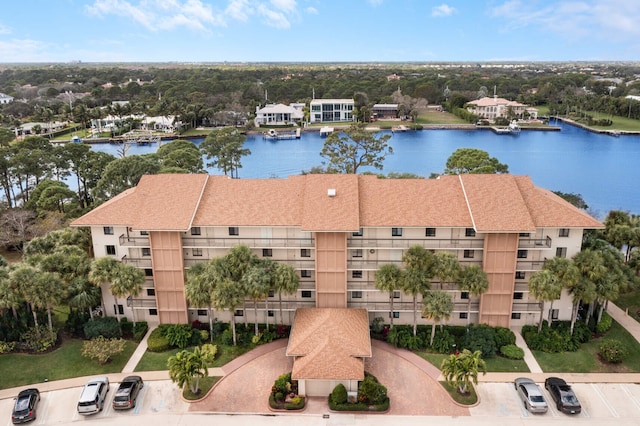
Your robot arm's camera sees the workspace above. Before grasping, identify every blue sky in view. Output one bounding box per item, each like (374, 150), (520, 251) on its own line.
(1, 0), (639, 63)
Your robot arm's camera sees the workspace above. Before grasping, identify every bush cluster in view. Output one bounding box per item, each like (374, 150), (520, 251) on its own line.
(522, 321), (591, 353)
(18, 325), (58, 353)
(133, 322), (149, 341)
(84, 317), (122, 339)
(596, 312), (613, 334)
(81, 336), (126, 364)
(328, 374), (389, 412)
(599, 339), (627, 363)
(500, 344), (525, 360)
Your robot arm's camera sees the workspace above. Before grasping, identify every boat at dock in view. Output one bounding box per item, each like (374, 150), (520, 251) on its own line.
(491, 120), (520, 135)
(262, 128), (301, 140)
(319, 126), (334, 137)
(391, 125), (409, 133)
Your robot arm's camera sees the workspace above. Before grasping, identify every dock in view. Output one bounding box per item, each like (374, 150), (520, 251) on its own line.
(319, 126), (334, 137)
(262, 128), (301, 140)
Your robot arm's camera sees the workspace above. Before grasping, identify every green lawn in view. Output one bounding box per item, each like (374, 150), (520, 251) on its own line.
(0, 339), (137, 390)
(533, 320), (640, 373)
(612, 293), (640, 322)
(417, 110), (469, 125)
(135, 342), (255, 372)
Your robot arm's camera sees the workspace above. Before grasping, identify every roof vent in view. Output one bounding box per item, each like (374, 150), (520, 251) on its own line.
(328, 188), (336, 197)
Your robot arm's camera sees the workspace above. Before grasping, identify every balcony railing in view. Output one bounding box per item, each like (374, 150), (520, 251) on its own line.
(183, 258), (315, 269)
(121, 255), (152, 268)
(182, 237), (314, 248)
(515, 260), (545, 271)
(347, 238), (485, 250)
(126, 296), (157, 308)
(119, 234), (150, 247)
(518, 236), (552, 249)
(347, 258), (482, 270)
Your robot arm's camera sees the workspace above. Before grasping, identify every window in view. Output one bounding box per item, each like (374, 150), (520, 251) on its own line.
(352, 249), (363, 258)
(197, 309), (207, 316)
(144, 268), (153, 277)
(103, 226), (114, 235)
(551, 309), (559, 320)
(142, 247), (151, 256)
(459, 312), (468, 319)
(352, 291), (362, 299)
(268, 310), (274, 317)
(352, 228), (363, 237)
(392, 227), (403, 237)
(301, 290), (312, 298)
(556, 247), (567, 258)
(519, 232), (530, 237)
(515, 271), (526, 280)
(352, 270), (362, 278)
(262, 249), (272, 257)
(268, 290), (274, 297)
(146, 289), (155, 296)
(301, 270), (312, 278)
(234, 310), (243, 317)
(425, 228), (436, 237)
(149, 309), (157, 316)
(513, 292), (524, 300)
(465, 228), (476, 237)
(228, 227), (239, 236)
(114, 304), (124, 315)
(511, 312), (521, 320)
(190, 227), (201, 236)
(140, 230), (148, 236)
(300, 249), (310, 258)
(517, 250), (528, 259)
(106, 245), (116, 256)
(559, 228), (570, 237)
(393, 291), (401, 299)
(463, 250), (474, 259)
(461, 291), (469, 299)
(192, 248), (203, 257)
(392, 312), (400, 318)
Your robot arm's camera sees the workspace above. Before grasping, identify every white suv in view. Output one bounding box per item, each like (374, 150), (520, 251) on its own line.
(77, 376), (110, 415)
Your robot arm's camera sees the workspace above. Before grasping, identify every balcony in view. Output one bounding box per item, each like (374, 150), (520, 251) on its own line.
(183, 258), (315, 269)
(126, 296), (157, 308)
(518, 236), (552, 249)
(515, 260), (545, 271)
(121, 255), (152, 268)
(119, 234), (150, 247)
(347, 238), (485, 250)
(182, 237), (314, 248)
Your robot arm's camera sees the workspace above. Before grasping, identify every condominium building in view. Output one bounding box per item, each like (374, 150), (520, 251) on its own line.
(71, 173), (602, 329)
(309, 99), (354, 123)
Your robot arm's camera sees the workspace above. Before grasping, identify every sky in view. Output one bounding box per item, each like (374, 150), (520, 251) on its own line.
(1, 0), (639, 63)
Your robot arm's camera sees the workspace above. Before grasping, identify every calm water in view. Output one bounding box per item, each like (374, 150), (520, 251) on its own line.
(90, 120), (640, 218)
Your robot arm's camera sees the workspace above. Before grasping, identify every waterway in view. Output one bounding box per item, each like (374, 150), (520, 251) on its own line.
(89, 119), (640, 219)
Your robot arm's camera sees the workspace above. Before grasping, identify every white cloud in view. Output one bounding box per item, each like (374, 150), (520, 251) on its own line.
(0, 39), (49, 62)
(225, 0), (251, 22)
(306, 6), (318, 15)
(257, 3), (291, 29)
(432, 4), (456, 17)
(368, 0), (383, 6)
(0, 23), (10, 35)
(271, 0), (297, 13)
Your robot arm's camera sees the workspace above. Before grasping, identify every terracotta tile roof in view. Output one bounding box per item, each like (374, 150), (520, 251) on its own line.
(72, 173), (603, 232)
(286, 308), (371, 380)
(71, 174), (208, 231)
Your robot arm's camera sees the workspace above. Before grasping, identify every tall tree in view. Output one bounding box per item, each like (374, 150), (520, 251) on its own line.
(200, 127), (250, 178)
(111, 263), (145, 325)
(242, 260), (273, 335)
(272, 262), (299, 325)
(444, 148), (509, 175)
(211, 276), (245, 346)
(374, 264), (404, 329)
(185, 262), (217, 342)
(422, 290), (454, 346)
(528, 269), (563, 332)
(457, 265), (489, 325)
(321, 123), (393, 174)
(433, 252), (462, 290)
(401, 245), (435, 336)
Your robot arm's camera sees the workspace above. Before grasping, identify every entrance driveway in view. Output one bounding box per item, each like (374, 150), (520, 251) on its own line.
(189, 339), (469, 416)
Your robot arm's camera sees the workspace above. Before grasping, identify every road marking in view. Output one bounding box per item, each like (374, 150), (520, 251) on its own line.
(591, 383), (617, 417)
(621, 384), (640, 413)
(134, 385), (148, 414)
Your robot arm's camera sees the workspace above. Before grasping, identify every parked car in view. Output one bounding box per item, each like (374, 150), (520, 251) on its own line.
(11, 388), (40, 424)
(112, 375), (144, 410)
(544, 377), (581, 414)
(77, 376), (110, 415)
(514, 377), (548, 414)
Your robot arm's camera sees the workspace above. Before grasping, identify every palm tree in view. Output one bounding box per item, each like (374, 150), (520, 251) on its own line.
(225, 245), (257, 327)
(211, 276), (245, 346)
(422, 290), (453, 346)
(111, 263), (144, 325)
(457, 265), (489, 325)
(13, 264), (66, 331)
(88, 257), (120, 315)
(242, 260), (272, 335)
(528, 269), (563, 332)
(168, 346), (212, 395)
(272, 262), (299, 325)
(401, 245), (435, 336)
(374, 264), (404, 329)
(185, 262), (217, 341)
(0, 262), (22, 320)
(433, 252), (461, 290)
(440, 349), (486, 394)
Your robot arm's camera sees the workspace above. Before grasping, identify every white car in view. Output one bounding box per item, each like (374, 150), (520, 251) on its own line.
(77, 376), (110, 415)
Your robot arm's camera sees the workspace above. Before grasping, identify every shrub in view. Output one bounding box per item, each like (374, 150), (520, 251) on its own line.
(84, 317), (121, 339)
(275, 392), (284, 402)
(284, 396), (305, 410)
(120, 317), (134, 337)
(275, 324), (290, 338)
(133, 322), (149, 341)
(431, 328), (455, 353)
(64, 309), (90, 337)
(273, 373), (292, 395)
(599, 339), (627, 363)
(500, 344), (524, 360)
(147, 328), (170, 352)
(0, 341), (16, 354)
(331, 383), (348, 405)
(358, 374), (387, 405)
(494, 327), (516, 348)
(463, 324), (497, 357)
(81, 336), (126, 364)
(165, 324), (193, 349)
(21, 326), (58, 353)
(596, 312), (613, 334)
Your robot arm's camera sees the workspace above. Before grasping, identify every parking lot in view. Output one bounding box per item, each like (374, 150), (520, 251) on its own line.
(5, 379), (640, 425)
(472, 381), (640, 419)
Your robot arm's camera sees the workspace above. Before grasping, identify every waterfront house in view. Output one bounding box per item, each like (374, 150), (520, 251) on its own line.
(254, 103), (304, 127)
(71, 173), (602, 331)
(0, 93), (13, 104)
(466, 96), (538, 121)
(371, 104), (399, 120)
(309, 99), (354, 123)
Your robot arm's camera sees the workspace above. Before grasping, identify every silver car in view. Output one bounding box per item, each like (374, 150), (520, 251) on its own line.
(514, 377), (548, 414)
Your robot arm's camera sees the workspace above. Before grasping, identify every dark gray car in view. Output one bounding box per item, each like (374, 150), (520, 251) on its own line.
(544, 377), (581, 414)
(112, 375), (144, 410)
